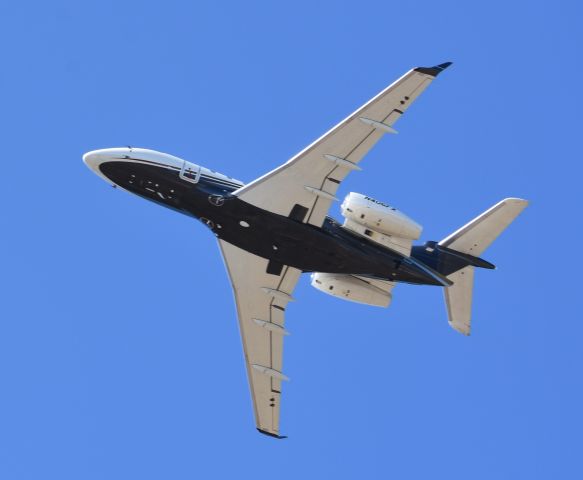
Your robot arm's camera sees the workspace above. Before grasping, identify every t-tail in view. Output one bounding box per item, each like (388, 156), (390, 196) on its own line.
(428, 198), (528, 335)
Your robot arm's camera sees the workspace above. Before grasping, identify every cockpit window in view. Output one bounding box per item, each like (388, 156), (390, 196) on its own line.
(179, 161), (201, 184)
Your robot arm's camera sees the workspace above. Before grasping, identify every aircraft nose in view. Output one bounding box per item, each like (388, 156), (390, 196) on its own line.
(83, 147), (131, 184)
(82, 150), (103, 171)
(83, 147), (131, 173)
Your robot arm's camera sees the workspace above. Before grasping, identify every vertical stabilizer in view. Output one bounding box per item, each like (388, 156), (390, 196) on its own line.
(440, 198), (528, 335)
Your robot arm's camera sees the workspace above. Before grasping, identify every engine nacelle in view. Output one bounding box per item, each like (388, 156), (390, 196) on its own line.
(340, 192), (422, 255)
(311, 272), (394, 307)
(341, 192), (422, 239)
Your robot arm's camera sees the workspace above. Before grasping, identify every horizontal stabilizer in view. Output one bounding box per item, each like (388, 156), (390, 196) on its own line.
(444, 266), (474, 335)
(439, 198), (528, 256)
(440, 198), (528, 335)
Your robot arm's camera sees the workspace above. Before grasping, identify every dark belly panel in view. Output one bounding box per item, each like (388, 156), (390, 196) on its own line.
(98, 161), (438, 283)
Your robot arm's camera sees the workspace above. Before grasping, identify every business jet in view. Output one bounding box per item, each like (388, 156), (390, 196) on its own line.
(83, 62), (527, 438)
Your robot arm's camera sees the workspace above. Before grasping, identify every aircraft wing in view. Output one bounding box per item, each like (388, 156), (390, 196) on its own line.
(233, 62), (451, 226)
(218, 239), (301, 438)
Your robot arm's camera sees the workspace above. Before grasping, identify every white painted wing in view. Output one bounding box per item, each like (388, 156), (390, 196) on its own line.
(218, 239), (301, 438)
(234, 63), (451, 226)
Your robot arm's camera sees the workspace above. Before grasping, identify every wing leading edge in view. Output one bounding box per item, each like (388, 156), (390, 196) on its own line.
(233, 62), (452, 227)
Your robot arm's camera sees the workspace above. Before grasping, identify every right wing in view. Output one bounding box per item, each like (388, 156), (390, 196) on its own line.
(218, 239), (301, 438)
(233, 62), (452, 228)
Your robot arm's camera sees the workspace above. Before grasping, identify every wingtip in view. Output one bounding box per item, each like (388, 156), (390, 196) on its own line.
(504, 197), (529, 206)
(435, 61), (453, 70)
(415, 61), (453, 77)
(449, 321), (471, 336)
(257, 428), (287, 439)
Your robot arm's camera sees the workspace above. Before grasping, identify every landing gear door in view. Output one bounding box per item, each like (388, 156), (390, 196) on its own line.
(180, 161), (201, 184)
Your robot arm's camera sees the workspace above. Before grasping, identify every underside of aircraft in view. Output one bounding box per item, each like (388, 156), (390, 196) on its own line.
(84, 62), (528, 438)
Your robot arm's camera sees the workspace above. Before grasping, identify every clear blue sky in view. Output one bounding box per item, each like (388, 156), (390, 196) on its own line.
(1, 1), (581, 478)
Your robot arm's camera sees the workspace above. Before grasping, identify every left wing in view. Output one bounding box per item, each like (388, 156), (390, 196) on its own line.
(218, 239), (301, 438)
(233, 62), (451, 227)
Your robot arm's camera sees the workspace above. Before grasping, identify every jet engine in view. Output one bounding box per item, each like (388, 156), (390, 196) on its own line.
(340, 192), (422, 256)
(311, 273), (395, 307)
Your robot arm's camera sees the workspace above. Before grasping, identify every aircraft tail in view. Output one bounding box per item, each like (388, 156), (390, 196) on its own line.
(438, 198), (529, 335)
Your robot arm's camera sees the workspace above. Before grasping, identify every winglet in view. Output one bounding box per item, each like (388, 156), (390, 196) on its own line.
(414, 61), (453, 77)
(257, 428), (288, 439)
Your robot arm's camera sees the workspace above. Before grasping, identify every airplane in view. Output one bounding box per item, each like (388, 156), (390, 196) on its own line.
(83, 62), (528, 438)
